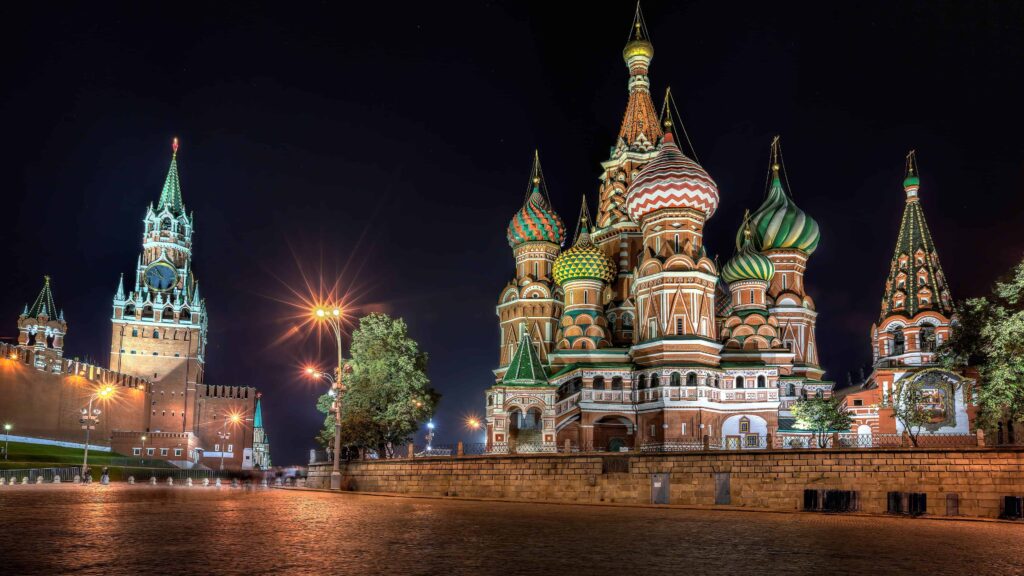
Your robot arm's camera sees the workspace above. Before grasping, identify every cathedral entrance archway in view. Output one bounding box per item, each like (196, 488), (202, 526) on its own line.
(593, 415), (634, 452)
(509, 407), (543, 452)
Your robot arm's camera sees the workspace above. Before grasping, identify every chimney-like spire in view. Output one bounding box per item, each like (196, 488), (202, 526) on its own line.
(115, 273), (126, 301)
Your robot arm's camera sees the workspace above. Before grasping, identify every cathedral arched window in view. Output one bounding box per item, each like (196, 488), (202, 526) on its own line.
(152, 330), (159, 338)
(892, 327), (905, 355)
(125, 304), (136, 317)
(142, 306), (154, 320)
(163, 307), (174, 320)
(787, 383), (796, 396)
(670, 372), (681, 386)
(622, 313), (633, 330)
(131, 328), (138, 337)
(161, 218), (172, 231)
(650, 373), (660, 388)
(920, 324), (937, 352)
(611, 377), (623, 390)
(637, 374), (647, 389)
(686, 372), (697, 386)
(757, 375), (766, 388)
(180, 308), (191, 323)
(608, 313), (617, 330)
(593, 376), (605, 390)
(735, 376), (745, 389)
(815, 389), (824, 399)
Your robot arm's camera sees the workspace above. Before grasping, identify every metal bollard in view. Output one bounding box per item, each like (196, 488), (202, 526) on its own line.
(128, 476), (135, 485)
(202, 478), (210, 487)
(0, 477), (6, 486)
(73, 475), (81, 483)
(166, 477), (174, 486)
(150, 477), (157, 485)
(231, 478), (239, 488)
(36, 476), (44, 484)
(22, 477), (29, 485)
(186, 478), (193, 487)
(215, 478), (222, 487)
(53, 476), (61, 484)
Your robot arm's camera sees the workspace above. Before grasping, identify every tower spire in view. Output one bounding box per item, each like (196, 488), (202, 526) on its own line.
(618, 5), (661, 150)
(157, 137), (185, 215)
(879, 151), (952, 321)
(27, 276), (59, 318)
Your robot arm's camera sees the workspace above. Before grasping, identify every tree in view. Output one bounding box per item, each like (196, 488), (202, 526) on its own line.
(315, 313), (439, 458)
(883, 369), (957, 447)
(791, 397), (853, 448)
(939, 258), (1024, 436)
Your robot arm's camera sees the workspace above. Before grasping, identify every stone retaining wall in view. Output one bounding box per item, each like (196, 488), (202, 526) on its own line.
(308, 448), (1024, 519)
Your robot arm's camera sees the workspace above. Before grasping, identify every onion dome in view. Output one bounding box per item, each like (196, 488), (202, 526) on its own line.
(747, 138), (820, 254)
(623, 20), (654, 62)
(553, 198), (616, 285)
(722, 215), (775, 284)
(625, 131), (719, 222)
(507, 152), (566, 247)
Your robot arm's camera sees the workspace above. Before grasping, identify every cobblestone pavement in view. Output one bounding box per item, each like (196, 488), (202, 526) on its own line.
(0, 485), (1022, 575)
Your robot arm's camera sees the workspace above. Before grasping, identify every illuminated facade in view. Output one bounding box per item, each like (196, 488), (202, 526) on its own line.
(5, 142), (271, 471)
(485, 15), (833, 453)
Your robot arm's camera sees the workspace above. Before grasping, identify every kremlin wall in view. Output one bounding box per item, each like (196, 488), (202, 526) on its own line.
(0, 342), (148, 446)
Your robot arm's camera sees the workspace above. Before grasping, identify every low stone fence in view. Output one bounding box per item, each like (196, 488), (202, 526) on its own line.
(308, 447), (1024, 519)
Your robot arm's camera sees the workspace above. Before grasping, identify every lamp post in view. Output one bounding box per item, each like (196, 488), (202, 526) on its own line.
(140, 435), (147, 465)
(312, 305), (345, 490)
(425, 420), (435, 453)
(218, 413), (242, 473)
(81, 386), (114, 476)
(3, 423), (11, 460)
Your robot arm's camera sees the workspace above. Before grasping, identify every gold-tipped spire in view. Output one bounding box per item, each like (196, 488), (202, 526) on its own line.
(662, 87), (674, 133)
(623, 3), (654, 61)
(770, 135), (781, 174)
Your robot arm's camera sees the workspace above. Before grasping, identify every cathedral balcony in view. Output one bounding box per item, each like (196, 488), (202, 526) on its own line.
(555, 391), (581, 416)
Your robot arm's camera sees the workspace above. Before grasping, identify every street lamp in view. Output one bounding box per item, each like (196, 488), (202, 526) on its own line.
(311, 304), (345, 490)
(219, 413), (242, 473)
(81, 385), (115, 476)
(426, 420), (435, 452)
(3, 423), (11, 460)
(141, 435), (147, 465)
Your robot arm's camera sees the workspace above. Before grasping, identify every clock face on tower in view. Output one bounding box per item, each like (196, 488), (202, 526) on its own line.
(145, 262), (178, 292)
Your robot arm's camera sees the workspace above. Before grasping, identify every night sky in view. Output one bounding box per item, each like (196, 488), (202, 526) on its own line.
(3, 2), (1023, 465)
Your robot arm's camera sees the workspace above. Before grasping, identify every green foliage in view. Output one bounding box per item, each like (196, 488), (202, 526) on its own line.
(316, 313), (438, 458)
(791, 397), (853, 448)
(939, 259), (1024, 430)
(884, 370), (954, 446)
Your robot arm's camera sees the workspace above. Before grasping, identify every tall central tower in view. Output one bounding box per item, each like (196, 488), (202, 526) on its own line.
(110, 139), (208, 433)
(593, 13), (665, 347)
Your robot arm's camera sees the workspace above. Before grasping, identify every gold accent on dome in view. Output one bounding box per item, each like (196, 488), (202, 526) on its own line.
(623, 39), (654, 61)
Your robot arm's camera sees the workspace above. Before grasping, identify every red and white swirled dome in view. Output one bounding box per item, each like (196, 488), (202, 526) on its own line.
(625, 133), (719, 222)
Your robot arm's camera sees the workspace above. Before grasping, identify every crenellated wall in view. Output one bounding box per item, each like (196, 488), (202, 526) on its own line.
(0, 343), (149, 447)
(308, 448), (1024, 519)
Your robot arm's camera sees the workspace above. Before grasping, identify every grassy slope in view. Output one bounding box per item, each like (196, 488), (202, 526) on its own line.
(0, 441), (173, 470)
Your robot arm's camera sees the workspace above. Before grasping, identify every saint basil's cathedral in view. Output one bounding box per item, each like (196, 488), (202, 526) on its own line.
(484, 14), (967, 452)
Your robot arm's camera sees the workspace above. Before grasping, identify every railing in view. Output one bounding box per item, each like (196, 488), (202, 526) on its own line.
(0, 467), (81, 483)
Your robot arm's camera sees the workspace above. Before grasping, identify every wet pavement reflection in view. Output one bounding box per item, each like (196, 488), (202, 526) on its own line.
(0, 485), (1022, 575)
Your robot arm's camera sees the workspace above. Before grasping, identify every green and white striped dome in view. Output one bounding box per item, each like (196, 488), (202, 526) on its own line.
(722, 223), (775, 283)
(747, 167), (820, 255)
